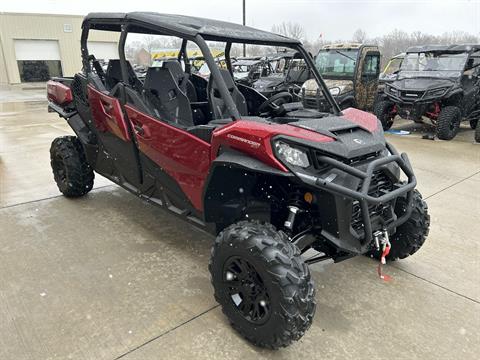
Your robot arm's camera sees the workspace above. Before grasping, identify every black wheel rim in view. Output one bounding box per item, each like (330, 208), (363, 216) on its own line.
(52, 155), (67, 184)
(223, 256), (271, 324)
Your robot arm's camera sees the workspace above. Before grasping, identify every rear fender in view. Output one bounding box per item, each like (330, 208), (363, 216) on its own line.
(66, 114), (98, 167)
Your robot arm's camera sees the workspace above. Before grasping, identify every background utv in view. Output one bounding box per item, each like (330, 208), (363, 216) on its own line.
(47, 12), (430, 349)
(375, 44), (480, 140)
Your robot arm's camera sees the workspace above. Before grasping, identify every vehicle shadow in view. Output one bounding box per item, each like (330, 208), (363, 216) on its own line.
(389, 116), (475, 143)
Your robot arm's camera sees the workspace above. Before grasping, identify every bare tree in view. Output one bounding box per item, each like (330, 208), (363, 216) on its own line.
(352, 28), (367, 43)
(271, 22), (306, 41)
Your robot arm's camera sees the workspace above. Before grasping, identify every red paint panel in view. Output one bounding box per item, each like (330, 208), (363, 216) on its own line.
(125, 105), (211, 210)
(87, 85), (130, 141)
(47, 80), (73, 105)
(211, 120), (334, 172)
(341, 108), (379, 132)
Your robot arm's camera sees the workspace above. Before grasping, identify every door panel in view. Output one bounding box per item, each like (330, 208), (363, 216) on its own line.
(87, 85), (130, 141)
(86, 83), (141, 186)
(125, 105), (211, 211)
(355, 49), (380, 110)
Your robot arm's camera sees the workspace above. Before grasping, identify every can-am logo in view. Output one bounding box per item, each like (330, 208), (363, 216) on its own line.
(227, 134), (261, 148)
(353, 138), (365, 145)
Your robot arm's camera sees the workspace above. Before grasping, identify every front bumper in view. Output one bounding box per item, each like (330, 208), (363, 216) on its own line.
(293, 143), (416, 254)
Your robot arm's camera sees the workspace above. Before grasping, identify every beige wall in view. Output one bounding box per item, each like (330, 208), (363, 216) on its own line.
(0, 36), (8, 84)
(0, 13), (119, 84)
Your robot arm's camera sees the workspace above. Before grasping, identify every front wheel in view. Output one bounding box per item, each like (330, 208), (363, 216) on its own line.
(469, 119), (478, 130)
(209, 221), (316, 349)
(374, 100), (395, 130)
(436, 106), (462, 140)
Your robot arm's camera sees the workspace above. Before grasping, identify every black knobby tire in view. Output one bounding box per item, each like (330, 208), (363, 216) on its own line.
(475, 121), (480, 143)
(370, 190), (430, 261)
(209, 221), (316, 349)
(50, 136), (94, 197)
(469, 119), (478, 130)
(436, 106), (462, 140)
(374, 100), (395, 130)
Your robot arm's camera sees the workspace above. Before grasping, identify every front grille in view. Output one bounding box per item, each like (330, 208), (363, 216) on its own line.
(304, 97), (319, 108)
(400, 90), (424, 100)
(350, 170), (395, 232)
(314, 150), (380, 170)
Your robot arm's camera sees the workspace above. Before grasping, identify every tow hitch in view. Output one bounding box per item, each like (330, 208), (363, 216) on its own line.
(374, 229), (392, 281)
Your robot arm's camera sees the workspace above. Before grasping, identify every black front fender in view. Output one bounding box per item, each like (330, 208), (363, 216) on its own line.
(202, 150), (293, 227)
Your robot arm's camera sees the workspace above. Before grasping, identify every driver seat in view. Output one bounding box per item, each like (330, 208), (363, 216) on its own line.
(208, 69), (248, 119)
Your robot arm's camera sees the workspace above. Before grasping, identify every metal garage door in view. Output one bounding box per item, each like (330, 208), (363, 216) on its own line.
(14, 40), (62, 82)
(14, 39), (61, 60)
(87, 41), (118, 61)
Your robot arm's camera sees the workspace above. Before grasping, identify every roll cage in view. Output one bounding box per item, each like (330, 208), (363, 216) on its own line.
(80, 13), (342, 119)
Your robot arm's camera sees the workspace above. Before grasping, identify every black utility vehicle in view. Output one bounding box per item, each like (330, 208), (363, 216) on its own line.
(375, 45), (480, 140)
(46, 12), (430, 349)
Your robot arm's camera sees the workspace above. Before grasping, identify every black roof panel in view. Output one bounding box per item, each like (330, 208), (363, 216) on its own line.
(83, 12), (299, 45)
(406, 44), (480, 53)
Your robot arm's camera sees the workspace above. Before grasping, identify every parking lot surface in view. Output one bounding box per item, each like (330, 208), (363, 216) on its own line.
(0, 93), (479, 359)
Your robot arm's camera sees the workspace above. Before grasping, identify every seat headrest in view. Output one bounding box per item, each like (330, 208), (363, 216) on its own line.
(213, 69), (235, 92)
(144, 67), (169, 90)
(105, 60), (123, 82)
(162, 61), (187, 86)
(105, 59), (137, 84)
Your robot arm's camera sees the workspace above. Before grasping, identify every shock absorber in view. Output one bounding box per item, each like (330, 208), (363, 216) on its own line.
(284, 189), (304, 232)
(284, 206), (300, 231)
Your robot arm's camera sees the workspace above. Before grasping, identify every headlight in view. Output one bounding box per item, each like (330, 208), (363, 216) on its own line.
(388, 85), (399, 96)
(427, 87), (448, 97)
(329, 87), (340, 96)
(275, 141), (310, 168)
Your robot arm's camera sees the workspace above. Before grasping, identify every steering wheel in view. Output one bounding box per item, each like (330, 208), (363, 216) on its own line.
(258, 92), (293, 115)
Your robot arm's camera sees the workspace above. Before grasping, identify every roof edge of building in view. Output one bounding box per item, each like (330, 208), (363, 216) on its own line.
(0, 12), (85, 18)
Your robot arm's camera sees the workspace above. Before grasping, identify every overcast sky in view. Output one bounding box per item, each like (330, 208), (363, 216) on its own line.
(1, 0), (479, 41)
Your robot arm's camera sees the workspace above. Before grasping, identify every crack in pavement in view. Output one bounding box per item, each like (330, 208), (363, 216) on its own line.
(391, 265), (480, 305)
(424, 170), (480, 200)
(113, 305), (220, 360)
(0, 185), (115, 211)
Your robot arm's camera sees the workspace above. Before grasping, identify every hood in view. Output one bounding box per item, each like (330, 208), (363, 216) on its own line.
(233, 72), (249, 80)
(252, 75), (284, 91)
(287, 108), (385, 159)
(212, 109), (384, 173)
(379, 72), (398, 83)
(390, 77), (456, 91)
(302, 78), (354, 97)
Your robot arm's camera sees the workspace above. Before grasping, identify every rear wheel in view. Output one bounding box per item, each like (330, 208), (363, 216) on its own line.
(209, 221), (316, 349)
(50, 136), (94, 197)
(475, 121), (480, 143)
(436, 106), (462, 140)
(374, 100), (395, 130)
(470, 119), (478, 130)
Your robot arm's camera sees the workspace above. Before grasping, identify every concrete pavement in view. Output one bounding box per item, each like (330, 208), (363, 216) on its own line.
(0, 97), (479, 359)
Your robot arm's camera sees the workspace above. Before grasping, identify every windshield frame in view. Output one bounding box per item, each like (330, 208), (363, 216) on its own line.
(197, 36), (342, 117)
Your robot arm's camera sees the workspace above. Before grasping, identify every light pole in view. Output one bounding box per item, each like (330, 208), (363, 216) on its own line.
(242, 0), (246, 57)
